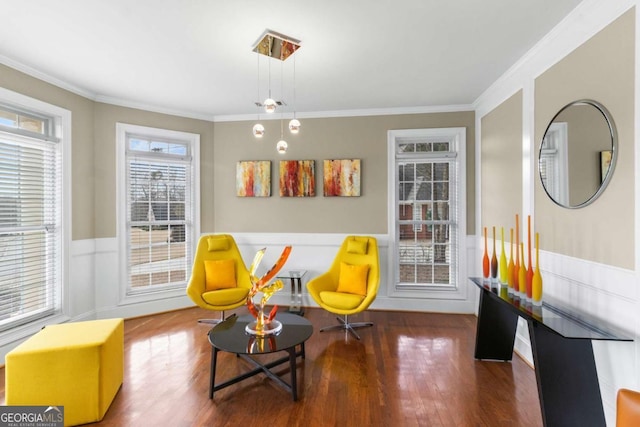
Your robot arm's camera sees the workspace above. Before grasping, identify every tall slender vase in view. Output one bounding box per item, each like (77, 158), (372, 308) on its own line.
(507, 228), (514, 294)
(532, 232), (543, 306)
(490, 226), (498, 283)
(518, 242), (527, 297)
(526, 215), (534, 301)
(482, 227), (490, 279)
(499, 227), (508, 285)
(514, 215), (520, 296)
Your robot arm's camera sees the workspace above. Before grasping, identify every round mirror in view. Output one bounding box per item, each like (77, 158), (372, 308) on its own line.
(539, 99), (617, 208)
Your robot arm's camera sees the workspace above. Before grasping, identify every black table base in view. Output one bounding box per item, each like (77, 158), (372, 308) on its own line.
(471, 278), (623, 427)
(529, 322), (604, 427)
(210, 342), (306, 401)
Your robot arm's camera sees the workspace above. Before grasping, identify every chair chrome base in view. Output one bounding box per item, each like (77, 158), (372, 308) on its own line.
(198, 311), (226, 325)
(320, 315), (373, 340)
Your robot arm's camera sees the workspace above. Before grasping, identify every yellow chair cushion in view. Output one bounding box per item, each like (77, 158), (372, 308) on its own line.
(347, 238), (367, 254)
(207, 235), (229, 251)
(320, 291), (365, 310)
(202, 287), (250, 306)
(204, 259), (236, 290)
(5, 318), (124, 426)
(336, 262), (369, 296)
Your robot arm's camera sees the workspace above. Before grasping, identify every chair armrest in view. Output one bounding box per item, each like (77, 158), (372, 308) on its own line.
(186, 268), (207, 307)
(307, 271), (337, 294)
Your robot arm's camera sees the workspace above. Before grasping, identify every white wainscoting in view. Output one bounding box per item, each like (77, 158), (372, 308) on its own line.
(89, 232), (480, 319)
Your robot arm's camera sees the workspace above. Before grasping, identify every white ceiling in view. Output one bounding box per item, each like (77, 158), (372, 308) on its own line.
(0, 0), (583, 120)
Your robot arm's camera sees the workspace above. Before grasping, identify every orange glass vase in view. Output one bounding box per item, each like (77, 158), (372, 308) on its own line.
(507, 228), (515, 294)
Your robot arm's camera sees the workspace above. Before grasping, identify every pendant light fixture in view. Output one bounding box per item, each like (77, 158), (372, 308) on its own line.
(251, 29), (301, 153)
(276, 118), (288, 154)
(288, 52), (301, 134)
(252, 52), (265, 138)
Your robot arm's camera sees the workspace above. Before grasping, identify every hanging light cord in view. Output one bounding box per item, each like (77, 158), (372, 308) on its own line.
(268, 55), (272, 100)
(256, 53), (261, 116)
(292, 53), (297, 119)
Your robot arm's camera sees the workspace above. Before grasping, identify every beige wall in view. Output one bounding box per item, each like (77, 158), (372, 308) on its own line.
(93, 103), (215, 237)
(534, 9), (635, 268)
(0, 64), (95, 241)
(214, 113), (476, 234)
(481, 90), (523, 236)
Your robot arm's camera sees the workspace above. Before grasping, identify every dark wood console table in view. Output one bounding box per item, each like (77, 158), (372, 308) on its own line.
(470, 277), (632, 427)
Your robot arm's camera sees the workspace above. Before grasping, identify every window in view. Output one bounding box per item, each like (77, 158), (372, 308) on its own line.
(0, 94), (70, 333)
(539, 122), (568, 205)
(117, 124), (199, 300)
(388, 128), (466, 298)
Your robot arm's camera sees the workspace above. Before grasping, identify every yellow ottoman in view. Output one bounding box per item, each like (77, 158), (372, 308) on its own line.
(5, 318), (124, 426)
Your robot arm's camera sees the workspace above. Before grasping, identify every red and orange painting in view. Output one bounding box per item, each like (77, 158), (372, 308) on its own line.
(236, 161), (271, 197)
(323, 159), (361, 197)
(279, 160), (315, 197)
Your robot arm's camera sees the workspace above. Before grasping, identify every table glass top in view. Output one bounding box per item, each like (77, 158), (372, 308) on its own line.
(208, 312), (313, 355)
(276, 270), (307, 279)
(470, 277), (632, 341)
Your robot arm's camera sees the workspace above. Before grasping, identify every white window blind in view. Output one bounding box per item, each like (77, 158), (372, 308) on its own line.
(0, 115), (61, 332)
(125, 134), (194, 294)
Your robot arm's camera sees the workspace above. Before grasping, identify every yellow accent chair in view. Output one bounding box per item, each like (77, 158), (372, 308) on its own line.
(617, 388), (640, 426)
(307, 235), (379, 340)
(5, 318), (124, 426)
(186, 234), (253, 324)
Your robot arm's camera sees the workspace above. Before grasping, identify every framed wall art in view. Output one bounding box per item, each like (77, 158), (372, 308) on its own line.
(323, 159), (361, 196)
(236, 160), (271, 197)
(279, 160), (315, 197)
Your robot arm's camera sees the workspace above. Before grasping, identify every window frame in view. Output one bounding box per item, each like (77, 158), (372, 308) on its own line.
(116, 123), (200, 305)
(0, 87), (71, 345)
(387, 128), (467, 300)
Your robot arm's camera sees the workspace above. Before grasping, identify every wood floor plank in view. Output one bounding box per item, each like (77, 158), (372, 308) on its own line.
(0, 307), (542, 426)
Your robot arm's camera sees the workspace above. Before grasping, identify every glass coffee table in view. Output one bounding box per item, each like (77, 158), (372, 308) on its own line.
(207, 312), (313, 401)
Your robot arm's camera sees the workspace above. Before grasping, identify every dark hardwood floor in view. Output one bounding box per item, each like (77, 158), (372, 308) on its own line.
(0, 307), (542, 426)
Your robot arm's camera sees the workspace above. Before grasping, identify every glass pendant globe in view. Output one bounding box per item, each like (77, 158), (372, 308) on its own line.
(252, 123), (265, 138)
(263, 98), (277, 113)
(276, 140), (288, 154)
(288, 119), (301, 134)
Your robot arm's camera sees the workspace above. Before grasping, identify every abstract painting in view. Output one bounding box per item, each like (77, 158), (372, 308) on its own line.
(279, 160), (315, 197)
(236, 161), (271, 197)
(323, 159), (361, 197)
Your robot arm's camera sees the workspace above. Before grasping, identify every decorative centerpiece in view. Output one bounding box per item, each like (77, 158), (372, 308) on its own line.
(245, 245), (292, 336)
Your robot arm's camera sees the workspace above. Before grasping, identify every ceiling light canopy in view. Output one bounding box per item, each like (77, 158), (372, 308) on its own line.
(252, 29), (301, 154)
(252, 29), (301, 61)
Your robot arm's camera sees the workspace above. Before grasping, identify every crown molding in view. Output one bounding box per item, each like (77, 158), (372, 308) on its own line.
(213, 104), (474, 123)
(0, 54), (97, 101)
(93, 95), (215, 122)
